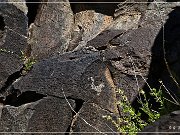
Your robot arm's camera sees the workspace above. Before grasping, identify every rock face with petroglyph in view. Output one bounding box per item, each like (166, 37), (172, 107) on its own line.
(0, 0), (180, 133)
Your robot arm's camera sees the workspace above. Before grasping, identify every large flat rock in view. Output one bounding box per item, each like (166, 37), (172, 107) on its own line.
(13, 49), (118, 113)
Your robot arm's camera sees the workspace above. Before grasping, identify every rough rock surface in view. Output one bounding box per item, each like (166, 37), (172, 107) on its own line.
(0, 96), (75, 132)
(72, 103), (118, 134)
(69, 8), (113, 51)
(0, 0), (180, 134)
(0, 0), (28, 89)
(0, 48), (119, 133)
(28, 0), (74, 60)
(140, 110), (180, 134)
(13, 49), (118, 113)
(27, 97), (75, 132)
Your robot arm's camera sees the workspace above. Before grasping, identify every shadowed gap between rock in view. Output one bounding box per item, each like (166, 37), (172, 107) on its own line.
(69, 56), (79, 60)
(73, 98), (85, 115)
(0, 15), (5, 38)
(0, 64), (36, 104)
(0, 15), (5, 31)
(69, 0), (119, 16)
(110, 57), (123, 61)
(26, 0), (41, 26)
(4, 91), (46, 107)
(65, 98), (85, 134)
(0, 70), (22, 96)
(95, 46), (107, 51)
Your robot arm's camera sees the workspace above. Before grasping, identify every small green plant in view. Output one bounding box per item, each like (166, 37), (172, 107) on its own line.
(23, 57), (36, 71)
(1, 49), (36, 71)
(138, 88), (164, 123)
(19, 50), (27, 61)
(20, 51), (36, 71)
(103, 87), (165, 135)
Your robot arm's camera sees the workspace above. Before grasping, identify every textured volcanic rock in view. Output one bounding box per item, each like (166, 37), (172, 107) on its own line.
(0, 96), (75, 132)
(27, 97), (75, 132)
(0, 0), (180, 134)
(71, 102), (118, 134)
(13, 49), (118, 113)
(0, 0), (28, 89)
(28, 0), (74, 60)
(2, 48), (118, 132)
(67, 3), (114, 51)
(86, 2), (180, 103)
(139, 110), (180, 134)
(70, 0), (148, 52)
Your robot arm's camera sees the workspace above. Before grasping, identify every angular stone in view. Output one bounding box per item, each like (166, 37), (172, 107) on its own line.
(87, 2), (180, 102)
(0, 1), (28, 89)
(13, 49), (118, 113)
(68, 4), (114, 51)
(0, 96), (75, 132)
(72, 103), (118, 134)
(87, 29), (124, 50)
(27, 97), (75, 132)
(28, 0), (74, 60)
(140, 110), (180, 134)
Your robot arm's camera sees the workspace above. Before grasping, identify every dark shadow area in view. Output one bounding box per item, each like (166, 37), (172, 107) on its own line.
(74, 99), (85, 114)
(95, 46), (107, 50)
(69, 0), (122, 16)
(132, 7), (180, 121)
(0, 15), (5, 31)
(0, 71), (22, 95)
(65, 98), (84, 134)
(0, 15), (5, 38)
(5, 91), (46, 107)
(26, 0), (41, 26)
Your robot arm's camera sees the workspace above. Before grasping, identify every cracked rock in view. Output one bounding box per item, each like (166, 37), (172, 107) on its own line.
(0, 0), (28, 90)
(28, 0), (74, 60)
(0, 96), (75, 132)
(13, 49), (118, 113)
(69, 2), (114, 51)
(1, 0), (180, 133)
(71, 102), (118, 134)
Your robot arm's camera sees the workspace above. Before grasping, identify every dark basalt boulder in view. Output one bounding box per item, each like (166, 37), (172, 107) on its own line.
(0, 0), (28, 90)
(13, 48), (118, 114)
(0, 96), (75, 132)
(27, 0), (74, 60)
